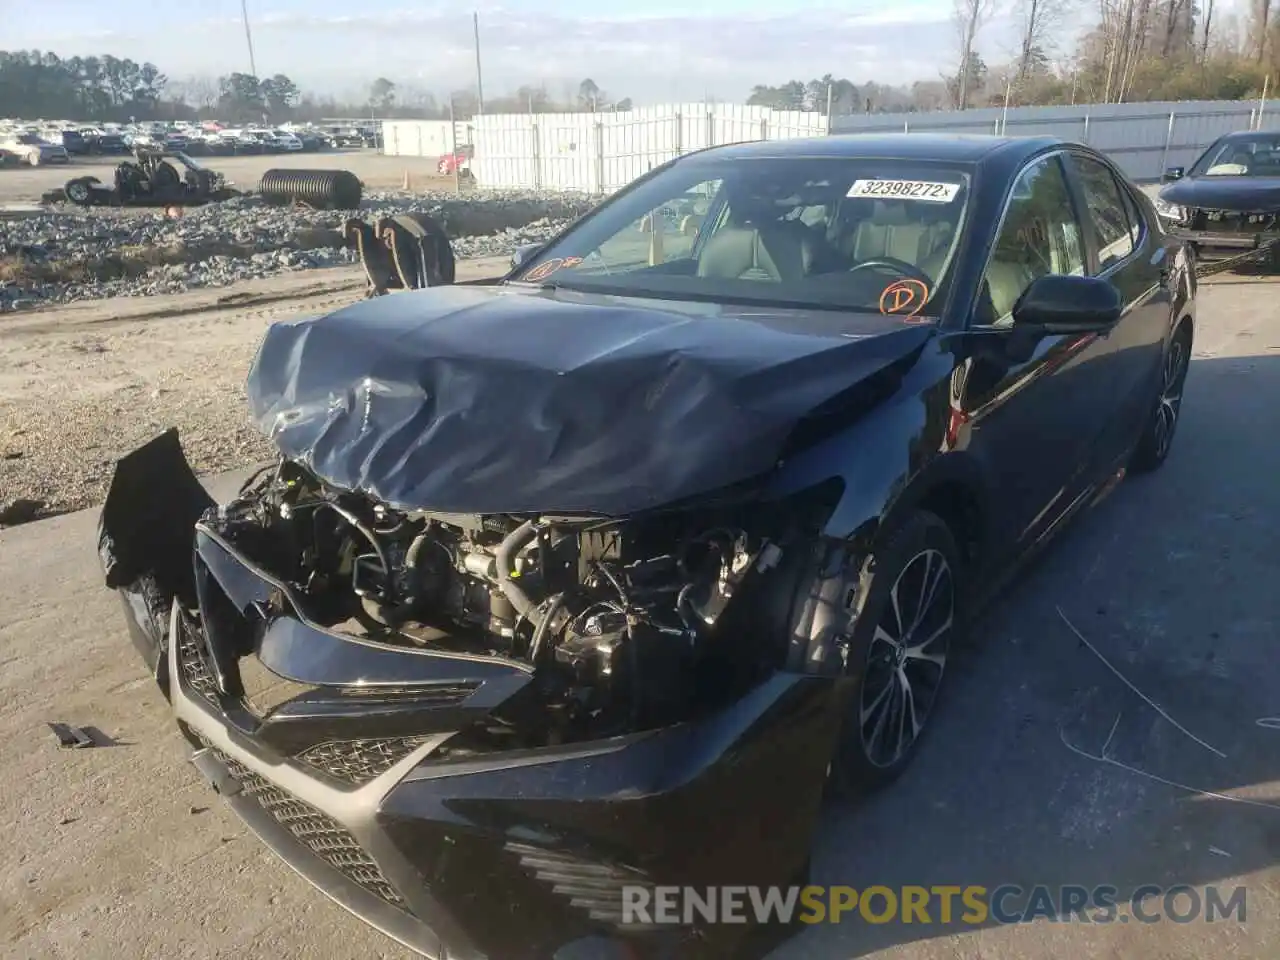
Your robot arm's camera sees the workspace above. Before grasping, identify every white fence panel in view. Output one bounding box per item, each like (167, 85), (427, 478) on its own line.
(470, 98), (1268, 193)
(380, 120), (455, 159)
(470, 114), (540, 190)
(471, 104), (830, 193)
(538, 116), (597, 193)
(598, 115), (682, 193)
(830, 98), (1275, 181)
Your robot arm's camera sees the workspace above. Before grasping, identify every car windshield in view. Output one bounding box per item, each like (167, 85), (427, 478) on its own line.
(1190, 134), (1280, 177)
(509, 155), (971, 316)
(17, 134), (43, 145)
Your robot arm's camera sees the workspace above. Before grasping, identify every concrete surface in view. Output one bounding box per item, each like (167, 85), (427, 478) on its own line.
(0, 150), (458, 203)
(2, 276), (1278, 959)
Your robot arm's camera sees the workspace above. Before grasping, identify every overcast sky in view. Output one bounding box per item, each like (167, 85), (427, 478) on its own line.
(7, 1), (1094, 103)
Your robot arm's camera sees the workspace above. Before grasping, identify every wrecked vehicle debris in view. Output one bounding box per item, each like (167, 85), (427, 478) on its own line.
(1154, 129), (1280, 270)
(46, 148), (238, 208)
(47, 722), (95, 748)
(98, 134), (1196, 959)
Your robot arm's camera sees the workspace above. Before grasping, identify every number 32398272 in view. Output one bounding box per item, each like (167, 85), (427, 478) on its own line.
(847, 180), (960, 202)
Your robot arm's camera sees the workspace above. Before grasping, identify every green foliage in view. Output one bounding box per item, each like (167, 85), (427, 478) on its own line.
(0, 50), (169, 120)
(217, 72), (264, 120)
(368, 77), (396, 113)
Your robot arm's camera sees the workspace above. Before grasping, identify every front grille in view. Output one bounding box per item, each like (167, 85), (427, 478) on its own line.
(1193, 209), (1277, 232)
(207, 744), (407, 910)
(177, 614), (219, 707)
(505, 840), (650, 927)
(297, 736), (432, 786)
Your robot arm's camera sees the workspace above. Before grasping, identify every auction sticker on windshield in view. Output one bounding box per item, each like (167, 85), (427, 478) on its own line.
(847, 180), (961, 202)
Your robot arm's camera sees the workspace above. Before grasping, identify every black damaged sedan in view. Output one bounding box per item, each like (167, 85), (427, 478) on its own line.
(1154, 129), (1280, 268)
(99, 134), (1195, 960)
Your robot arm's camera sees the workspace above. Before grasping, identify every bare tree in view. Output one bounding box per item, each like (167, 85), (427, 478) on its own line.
(1250, 0), (1273, 62)
(1160, 0), (1193, 57)
(1014, 0), (1077, 81)
(1201, 0), (1216, 61)
(170, 74), (219, 112)
(954, 0), (995, 109)
(1096, 0), (1158, 102)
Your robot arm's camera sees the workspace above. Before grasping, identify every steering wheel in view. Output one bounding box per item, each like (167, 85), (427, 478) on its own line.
(585, 249), (614, 275)
(848, 257), (933, 286)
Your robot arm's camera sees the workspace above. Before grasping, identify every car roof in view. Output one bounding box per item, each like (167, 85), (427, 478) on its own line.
(682, 133), (1068, 166)
(1216, 129), (1280, 142)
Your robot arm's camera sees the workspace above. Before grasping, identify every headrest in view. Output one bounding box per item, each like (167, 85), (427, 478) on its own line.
(867, 200), (913, 226)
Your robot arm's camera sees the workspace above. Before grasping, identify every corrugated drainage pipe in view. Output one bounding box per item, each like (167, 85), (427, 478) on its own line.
(258, 168), (363, 209)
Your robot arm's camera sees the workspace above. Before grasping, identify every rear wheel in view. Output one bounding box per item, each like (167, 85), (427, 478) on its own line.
(1130, 325), (1191, 473)
(789, 511), (961, 797)
(65, 177), (97, 206)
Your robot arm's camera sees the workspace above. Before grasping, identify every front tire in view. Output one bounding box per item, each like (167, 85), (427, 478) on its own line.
(1130, 326), (1191, 473)
(790, 511), (961, 797)
(65, 177), (97, 206)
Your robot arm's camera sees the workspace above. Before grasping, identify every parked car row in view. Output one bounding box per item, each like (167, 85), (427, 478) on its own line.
(0, 131), (70, 165)
(0, 119), (385, 169)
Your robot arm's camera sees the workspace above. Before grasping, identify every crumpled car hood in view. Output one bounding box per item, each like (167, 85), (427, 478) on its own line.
(1161, 175), (1280, 212)
(247, 284), (932, 516)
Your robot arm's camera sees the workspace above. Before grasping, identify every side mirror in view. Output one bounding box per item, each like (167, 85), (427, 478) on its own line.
(1012, 274), (1123, 334)
(510, 243), (542, 269)
(1162, 166), (1184, 182)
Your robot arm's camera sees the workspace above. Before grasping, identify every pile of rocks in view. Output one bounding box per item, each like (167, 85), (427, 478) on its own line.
(0, 188), (596, 309)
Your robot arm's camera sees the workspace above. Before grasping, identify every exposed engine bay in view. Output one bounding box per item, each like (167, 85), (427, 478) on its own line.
(212, 459), (830, 745)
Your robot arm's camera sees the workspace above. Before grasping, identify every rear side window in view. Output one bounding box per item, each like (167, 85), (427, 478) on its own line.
(1119, 184), (1144, 246)
(1073, 156), (1135, 271)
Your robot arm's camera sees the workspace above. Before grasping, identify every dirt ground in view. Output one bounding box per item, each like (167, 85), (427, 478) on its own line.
(0, 258), (509, 522)
(0, 271), (1277, 959)
(0, 149), (459, 203)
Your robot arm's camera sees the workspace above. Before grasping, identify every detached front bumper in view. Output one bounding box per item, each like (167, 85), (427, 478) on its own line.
(1165, 222), (1280, 261)
(99, 433), (842, 960)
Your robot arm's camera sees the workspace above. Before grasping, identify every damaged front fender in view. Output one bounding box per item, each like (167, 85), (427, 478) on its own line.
(98, 429), (215, 695)
(97, 429), (857, 958)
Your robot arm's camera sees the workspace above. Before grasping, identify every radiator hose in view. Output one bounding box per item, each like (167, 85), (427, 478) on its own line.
(494, 520), (541, 620)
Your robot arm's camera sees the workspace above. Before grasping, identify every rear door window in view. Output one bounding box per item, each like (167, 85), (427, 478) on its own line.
(1072, 156), (1135, 272)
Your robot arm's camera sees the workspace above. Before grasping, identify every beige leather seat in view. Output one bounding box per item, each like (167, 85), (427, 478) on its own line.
(917, 254), (1031, 324)
(981, 261), (1035, 322)
(697, 217), (819, 282)
(850, 200), (955, 265)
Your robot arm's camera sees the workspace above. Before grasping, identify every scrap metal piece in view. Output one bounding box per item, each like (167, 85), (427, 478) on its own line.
(345, 218), (397, 298)
(1193, 236), (1280, 278)
(48, 722), (95, 749)
(347, 213), (457, 298)
(377, 213), (457, 290)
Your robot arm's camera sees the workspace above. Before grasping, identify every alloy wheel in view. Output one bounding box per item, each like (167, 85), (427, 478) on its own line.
(1152, 338), (1188, 460)
(857, 548), (953, 768)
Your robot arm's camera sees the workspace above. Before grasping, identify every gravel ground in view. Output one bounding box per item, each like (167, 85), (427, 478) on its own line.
(0, 188), (595, 310)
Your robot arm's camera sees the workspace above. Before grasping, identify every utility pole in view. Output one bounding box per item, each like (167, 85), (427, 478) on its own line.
(473, 12), (485, 114)
(241, 0), (258, 78)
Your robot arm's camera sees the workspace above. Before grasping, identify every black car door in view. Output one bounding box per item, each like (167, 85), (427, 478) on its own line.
(955, 151), (1120, 561)
(1062, 151), (1172, 469)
